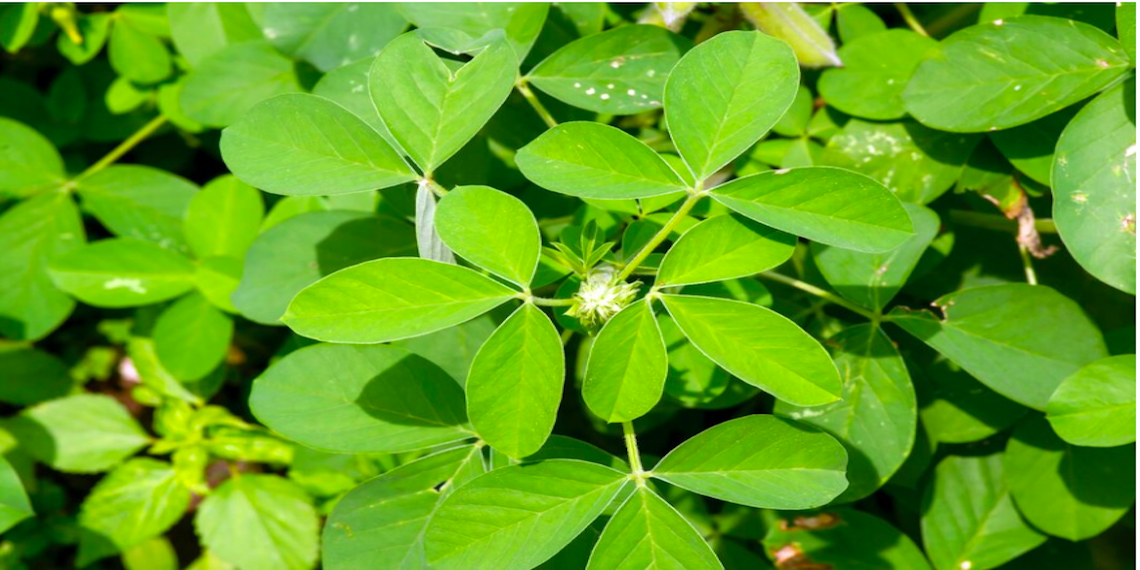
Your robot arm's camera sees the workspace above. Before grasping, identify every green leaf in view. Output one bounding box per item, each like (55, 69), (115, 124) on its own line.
(740, 2), (840, 68)
(921, 453), (1046, 570)
(108, 15), (172, 84)
(398, 2), (549, 62)
(58, 13), (112, 65)
(711, 167), (913, 253)
(1119, 2), (1136, 63)
(660, 294), (842, 406)
(194, 255), (242, 314)
(819, 30), (939, 120)
(0, 455), (32, 534)
(1046, 355), (1136, 447)
(528, 24), (688, 115)
(0, 348), (72, 405)
(891, 283), (1108, 410)
(903, 16), (1131, 132)
(436, 185), (541, 286)
(763, 508), (931, 570)
(221, 93), (415, 196)
(184, 174), (264, 260)
(167, 3), (261, 66)
(76, 459), (191, 565)
(587, 487), (722, 570)
(76, 165), (198, 252)
(774, 325), (916, 502)
(284, 257), (516, 343)
(127, 337), (201, 404)
(988, 106), (1078, 186)
(916, 357), (1026, 445)
(836, 4), (887, 43)
(323, 446), (485, 570)
(370, 33), (516, 173)
(7, 394), (149, 473)
(49, 238), (196, 308)
(260, 3), (407, 72)
(1052, 78), (1136, 294)
(657, 214), (795, 288)
(665, 31), (799, 181)
(233, 211), (414, 325)
(516, 121), (689, 199)
(251, 343), (470, 453)
(812, 204), (940, 312)
(312, 58), (396, 144)
(652, 414), (848, 509)
(181, 40), (302, 128)
(468, 303), (563, 458)
(0, 117), (65, 196)
(583, 300), (668, 423)
(0, 3), (38, 53)
(424, 459), (628, 570)
(0, 191), (84, 340)
(1005, 415), (1135, 541)
(195, 475), (319, 570)
(153, 293), (232, 382)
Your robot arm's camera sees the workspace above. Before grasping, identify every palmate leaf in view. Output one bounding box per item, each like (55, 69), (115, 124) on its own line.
(283, 257), (517, 344)
(583, 299), (669, 423)
(651, 415), (848, 510)
(903, 16), (1130, 132)
(467, 303), (563, 459)
(250, 343), (471, 454)
(370, 32), (516, 173)
(435, 185), (541, 287)
(587, 486), (722, 570)
(1046, 355), (1136, 447)
(424, 459), (628, 570)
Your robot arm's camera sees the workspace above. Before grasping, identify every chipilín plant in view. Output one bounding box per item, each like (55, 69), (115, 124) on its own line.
(0, 2), (1135, 569)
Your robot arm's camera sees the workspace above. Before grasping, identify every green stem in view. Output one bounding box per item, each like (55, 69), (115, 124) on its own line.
(1018, 244), (1039, 285)
(622, 422), (647, 482)
(615, 192), (703, 282)
(950, 210), (1057, 234)
(895, 3), (929, 36)
(76, 115), (168, 181)
(516, 80), (558, 129)
(758, 271), (879, 321)
(531, 296), (574, 307)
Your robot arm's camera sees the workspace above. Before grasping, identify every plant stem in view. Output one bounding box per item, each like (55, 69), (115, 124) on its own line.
(895, 3), (929, 36)
(76, 115), (168, 181)
(616, 193), (703, 282)
(516, 80), (558, 129)
(950, 210), (1057, 234)
(622, 422), (647, 483)
(1018, 243), (1039, 285)
(758, 271), (879, 321)
(531, 296), (574, 307)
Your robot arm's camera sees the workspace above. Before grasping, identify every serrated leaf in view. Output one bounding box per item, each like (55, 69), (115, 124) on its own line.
(903, 16), (1130, 132)
(1005, 415), (1135, 541)
(712, 167), (912, 253)
(660, 294), (840, 406)
(652, 415), (848, 510)
(424, 459), (628, 570)
(891, 284), (1108, 410)
(250, 343), (471, 453)
(48, 238), (196, 308)
(587, 487), (722, 570)
(921, 453), (1045, 570)
(657, 213), (795, 287)
(819, 30), (939, 120)
(436, 185), (541, 286)
(1046, 355), (1135, 447)
(665, 31), (799, 181)
(468, 303), (563, 458)
(583, 300), (668, 423)
(76, 165), (197, 252)
(195, 475), (319, 570)
(1052, 78), (1136, 294)
(775, 325), (916, 502)
(181, 40), (303, 128)
(7, 394), (149, 473)
(184, 174), (263, 260)
(812, 203), (940, 312)
(283, 257), (516, 343)
(529, 24), (688, 115)
(261, 3), (407, 72)
(221, 93), (416, 196)
(370, 33), (516, 173)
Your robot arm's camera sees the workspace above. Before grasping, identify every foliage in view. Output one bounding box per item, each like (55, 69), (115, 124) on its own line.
(0, 3), (1135, 569)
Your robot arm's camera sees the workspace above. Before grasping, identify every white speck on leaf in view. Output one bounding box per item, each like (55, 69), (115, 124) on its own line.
(1014, 84), (1022, 91)
(993, 19), (1003, 26)
(627, 89), (636, 96)
(104, 278), (147, 295)
(600, 93), (610, 100)
(586, 87), (596, 95)
(574, 82), (581, 88)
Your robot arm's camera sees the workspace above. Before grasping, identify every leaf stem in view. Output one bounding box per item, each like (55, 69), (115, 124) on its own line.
(530, 296), (574, 307)
(895, 3), (929, 37)
(76, 114), (168, 181)
(622, 421), (647, 484)
(516, 80), (558, 129)
(1018, 243), (1039, 285)
(615, 192), (703, 282)
(758, 271), (879, 321)
(949, 209), (1057, 234)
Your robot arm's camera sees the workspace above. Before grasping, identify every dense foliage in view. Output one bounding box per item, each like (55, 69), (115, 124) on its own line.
(0, 2), (1135, 569)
